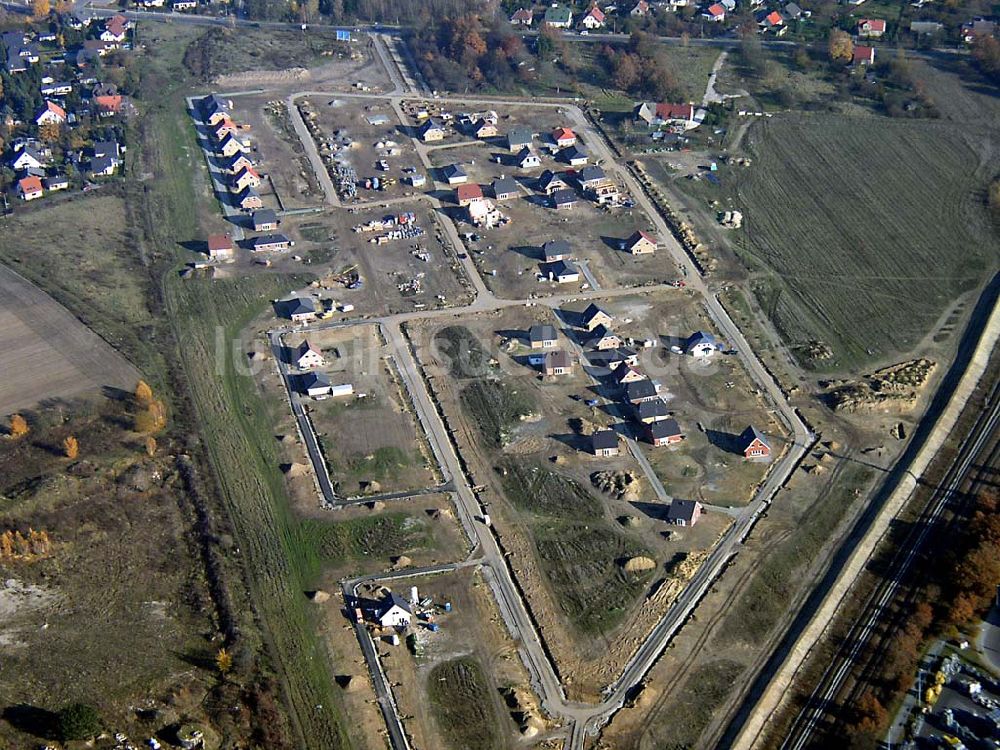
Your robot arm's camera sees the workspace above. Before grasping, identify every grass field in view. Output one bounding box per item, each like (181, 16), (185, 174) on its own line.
(720, 113), (997, 371)
(427, 657), (505, 750)
(0, 194), (159, 383)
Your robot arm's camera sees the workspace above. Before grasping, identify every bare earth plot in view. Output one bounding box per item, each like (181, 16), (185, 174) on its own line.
(721, 113), (997, 371)
(0, 265), (140, 414)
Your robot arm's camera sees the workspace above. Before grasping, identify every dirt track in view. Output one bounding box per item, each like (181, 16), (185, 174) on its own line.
(0, 264), (141, 414)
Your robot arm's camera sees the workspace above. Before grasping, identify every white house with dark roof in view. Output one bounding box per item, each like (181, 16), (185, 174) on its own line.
(667, 499), (702, 526)
(685, 331), (718, 357)
(377, 592), (412, 628)
(294, 340), (325, 369)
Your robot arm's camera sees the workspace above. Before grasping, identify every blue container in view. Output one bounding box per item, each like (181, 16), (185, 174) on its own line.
(427, 623), (440, 632)
(443, 602), (452, 612)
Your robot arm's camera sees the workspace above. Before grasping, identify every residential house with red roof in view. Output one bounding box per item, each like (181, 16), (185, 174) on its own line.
(857, 18), (886, 37)
(703, 3), (726, 21)
(551, 127), (577, 148)
(456, 183), (484, 207)
(35, 100), (66, 126)
(510, 8), (533, 25)
(579, 5), (606, 28)
(852, 45), (876, 65)
(17, 175), (44, 200)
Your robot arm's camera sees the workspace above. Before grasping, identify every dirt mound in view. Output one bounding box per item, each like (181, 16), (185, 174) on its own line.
(361, 480), (382, 494)
(368, 501), (386, 511)
(392, 555), (412, 569)
(825, 359), (935, 414)
(503, 436), (546, 455)
(591, 471), (642, 500)
(308, 590), (331, 603)
(622, 556), (656, 573)
(281, 462), (309, 477)
(335, 674), (360, 691)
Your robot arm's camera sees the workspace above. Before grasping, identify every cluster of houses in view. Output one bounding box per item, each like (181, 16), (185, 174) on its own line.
(197, 94), (265, 212)
(9, 137), (123, 201)
(3, 17), (134, 202)
(509, 1), (676, 30)
(205, 210), (291, 262)
(136, 0), (205, 12)
(441, 126), (627, 217)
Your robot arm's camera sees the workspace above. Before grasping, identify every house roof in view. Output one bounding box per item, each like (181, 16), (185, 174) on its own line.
(549, 259), (579, 277)
(11, 147), (44, 167)
(250, 233), (291, 248)
(92, 140), (120, 159)
(44, 174), (68, 187)
(637, 399), (669, 420)
(238, 186), (261, 202)
(591, 430), (619, 450)
(625, 379), (658, 401)
(492, 177), (518, 195)
(529, 323), (558, 342)
(538, 170), (566, 189)
(648, 418), (683, 440)
(18, 175), (43, 193)
(544, 349), (572, 369)
(859, 18), (886, 31)
(582, 303), (610, 323)
(542, 239), (572, 258)
(297, 339), (322, 357)
(551, 188), (577, 206)
(90, 156), (115, 173)
(94, 94), (123, 113)
(511, 8), (533, 22)
(740, 425), (770, 450)
(784, 2), (802, 15)
(667, 499), (701, 523)
(853, 45), (875, 62)
(286, 297), (317, 316)
(517, 147), (539, 163)
(628, 229), (656, 246)
(201, 93), (230, 115)
(508, 127), (533, 145)
(584, 6), (606, 22)
(456, 183), (483, 201)
(207, 234), (233, 252)
(443, 163), (466, 178)
(685, 330), (717, 349)
(38, 100), (66, 120)
(586, 324), (618, 343)
(706, 3), (725, 15)
(613, 364), (644, 383)
(253, 208), (279, 225)
(544, 5), (572, 22)
(420, 118), (443, 132)
(563, 144), (589, 160)
(578, 165), (606, 183)
(765, 10), (783, 24)
(380, 592), (411, 616)
(656, 102), (695, 120)
(301, 370), (332, 389)
(552, 126), (576, 141)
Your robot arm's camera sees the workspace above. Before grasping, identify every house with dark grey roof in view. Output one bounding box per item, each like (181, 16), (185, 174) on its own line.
(544, 259), (580, 283)
(507, 127), (533, 153)
(542, 239), (572, 262)
(550, 189), (577, 210)
(646, 417), (684, 446)
(492, 177), (519, 200)
(419, 118), (445, 142)
(634, 398), (669, 424)
(625, 379), (660, 405)
(542, 349), (573, 376)
(685, 331), (718, 357)
(537, 169), (568, 195)
(517, 147), (541, 169)
(442, 163), (468, 185)
(249, 233), (292, 252)
(667, 499), (702, 526)
(561, 144), (589, 166)
(577, 165), (607, 189)
(377, 592), (412, 628)
(591, 430), (620, 457)
(739, 425), (771, 459)
(252, 209), (279, 231)
(280, 297), (317, 322)
(585, 325), (622, 351)
(581, 303), (613, 331)
(297, 370), (332, 397)
(528, 323), (558, 349)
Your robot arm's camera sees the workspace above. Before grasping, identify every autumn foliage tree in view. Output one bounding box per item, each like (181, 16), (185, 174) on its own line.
(828, 29), (854, 63)
(31, 0), (49, 18)
(216, 647), (233, 675)
(63, 435), (78, 459)
(8, 414), (29, 438)
(134, 380), (154, 406)
(144, 436), (157, 457)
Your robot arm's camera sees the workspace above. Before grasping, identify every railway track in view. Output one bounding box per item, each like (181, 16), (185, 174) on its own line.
(781, 378), (1000, 750)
